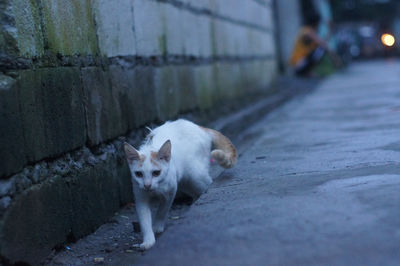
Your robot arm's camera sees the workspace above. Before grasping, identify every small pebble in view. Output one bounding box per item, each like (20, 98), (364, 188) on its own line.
(93, 257), (104, 263)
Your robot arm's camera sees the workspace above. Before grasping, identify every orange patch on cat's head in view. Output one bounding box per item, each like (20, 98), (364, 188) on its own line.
(138, 154), (146, 167)
(150, 151), (161, 167)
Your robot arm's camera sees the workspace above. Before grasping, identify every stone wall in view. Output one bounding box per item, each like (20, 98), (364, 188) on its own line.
(0, 0), (277, 264)
(275, 0), (302, 72)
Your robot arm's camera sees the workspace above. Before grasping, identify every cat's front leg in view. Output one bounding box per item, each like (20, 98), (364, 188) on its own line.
(133, 192), (155, 250)
(153, 187), (177, 234)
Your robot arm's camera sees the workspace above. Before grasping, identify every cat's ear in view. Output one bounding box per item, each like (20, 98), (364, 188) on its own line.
(157, 140), (171, 162)
(124, 142), (140, 164)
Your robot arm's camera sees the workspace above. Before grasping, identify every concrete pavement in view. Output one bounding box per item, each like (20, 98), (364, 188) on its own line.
(136, 61), (400, 266)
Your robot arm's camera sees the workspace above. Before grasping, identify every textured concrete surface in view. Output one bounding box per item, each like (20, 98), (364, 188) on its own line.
(82, 67), (127, 146)
(109, 65), (159, 130)
(0, 73), (26, 177)
(18, 68), (86, 162)
(136, 61), (400, 266)
(42, 0), (99, 55)
(194, 65), (216, 109)
(0, 68), (87, 178)
(181, 12), (211, 57)
(92, 0), (136, 57)
(212, 0), (271, 29)
(0, 149), (133, 265)
(11, 0), (44, 57)
(133, 0), (165, 56)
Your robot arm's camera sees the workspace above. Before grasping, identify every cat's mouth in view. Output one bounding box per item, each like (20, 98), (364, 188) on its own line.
(143, 187), (155, 192)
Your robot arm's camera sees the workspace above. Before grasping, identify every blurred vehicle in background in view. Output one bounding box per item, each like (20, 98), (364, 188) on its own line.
(335, 26), (361, 65)
(330, 0), (399, 60)
(333, 22), (397, 60)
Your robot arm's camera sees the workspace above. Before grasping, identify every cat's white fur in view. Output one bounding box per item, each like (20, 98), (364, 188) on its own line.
(124, 119), (236, 250)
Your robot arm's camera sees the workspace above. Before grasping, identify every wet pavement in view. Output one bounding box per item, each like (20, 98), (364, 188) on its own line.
(47, 60), (400, 265)
(136, 61), (400, 265)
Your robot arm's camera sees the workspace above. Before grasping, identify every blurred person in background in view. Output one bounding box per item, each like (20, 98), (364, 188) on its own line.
(290, 13), (339, 77)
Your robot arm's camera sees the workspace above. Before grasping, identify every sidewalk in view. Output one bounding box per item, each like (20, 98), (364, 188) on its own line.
(135, 61), (400, 265)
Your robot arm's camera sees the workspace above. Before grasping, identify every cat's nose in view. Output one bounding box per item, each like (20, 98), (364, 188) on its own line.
(144, 184), (152, 190)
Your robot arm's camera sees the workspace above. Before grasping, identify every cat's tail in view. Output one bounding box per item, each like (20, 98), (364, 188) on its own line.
(202, 127), (237, 168)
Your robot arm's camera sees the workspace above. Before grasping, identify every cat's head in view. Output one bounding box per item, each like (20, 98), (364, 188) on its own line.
(123, 140), (171, 192)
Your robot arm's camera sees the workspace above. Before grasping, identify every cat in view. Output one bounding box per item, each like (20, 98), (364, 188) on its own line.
(124, 119), (237, 250)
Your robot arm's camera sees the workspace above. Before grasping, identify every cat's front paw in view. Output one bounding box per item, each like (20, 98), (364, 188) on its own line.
(133, 239), (156, 250)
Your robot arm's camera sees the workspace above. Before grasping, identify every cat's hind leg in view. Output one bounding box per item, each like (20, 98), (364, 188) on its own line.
(181, 170), (212, 199)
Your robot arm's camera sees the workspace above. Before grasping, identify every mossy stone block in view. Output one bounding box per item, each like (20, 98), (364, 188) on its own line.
(11, 0), (44, 57)
(109, 66), (158, 129)
(213, 63), (243, 100)
(0, 155), (133, 265)
(18, 67), (86, 162)
(154, 66), (180, 121)
(82, 67), (127, 146)
(0, 73), (26, 178)
(92, 0), (136, 57)
(176, 66), (197, 112)
(194, 65), (216, 110)
(42, 0), (98, 55)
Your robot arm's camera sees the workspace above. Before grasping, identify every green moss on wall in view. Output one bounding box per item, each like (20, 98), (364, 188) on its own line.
(42, 0), (99, 56)
(12, 0), (44, 57)
(158, 34), (167, 56)
(0, 1), (19, 56)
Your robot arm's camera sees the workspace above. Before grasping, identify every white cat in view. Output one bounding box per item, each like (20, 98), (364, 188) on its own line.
(124, 119), (237, 250)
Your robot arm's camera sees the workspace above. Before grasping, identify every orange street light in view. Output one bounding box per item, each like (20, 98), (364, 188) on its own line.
(381, 33), (395, 47)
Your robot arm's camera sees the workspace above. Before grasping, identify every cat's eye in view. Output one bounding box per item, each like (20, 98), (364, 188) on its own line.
(152, 170), (161, 177)
(134, 171), (143, 178)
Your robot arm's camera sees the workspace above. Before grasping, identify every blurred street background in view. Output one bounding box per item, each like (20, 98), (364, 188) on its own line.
(0, 0), (399, 265)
